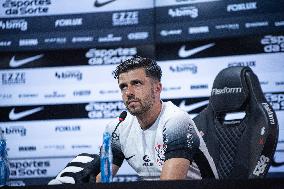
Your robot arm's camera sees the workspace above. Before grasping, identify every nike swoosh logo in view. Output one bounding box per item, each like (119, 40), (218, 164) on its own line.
(179, 100), (209, 112)
(178, 43), (215, 58)
(125, 155), (135, 160)
(94, 0), (116, 7)
(9, 107), (44, 120)
(9, 54), (44, 68)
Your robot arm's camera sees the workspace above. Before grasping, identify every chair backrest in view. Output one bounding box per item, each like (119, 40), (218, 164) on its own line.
(193, 66), (279, 179)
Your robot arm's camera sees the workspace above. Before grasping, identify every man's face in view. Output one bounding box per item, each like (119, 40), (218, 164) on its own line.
(118, 68), (160, 116)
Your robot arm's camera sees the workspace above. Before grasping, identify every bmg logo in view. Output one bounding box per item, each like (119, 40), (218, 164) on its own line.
(3, 126), (27, 136)
(55, 70), (82, 81)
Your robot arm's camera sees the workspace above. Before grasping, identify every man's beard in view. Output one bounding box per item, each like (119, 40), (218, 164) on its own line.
(125, 90), (155, 116)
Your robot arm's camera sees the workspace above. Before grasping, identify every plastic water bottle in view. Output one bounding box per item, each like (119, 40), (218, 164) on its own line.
(0, 128), (9, 186)
(100, 132), (112, 183)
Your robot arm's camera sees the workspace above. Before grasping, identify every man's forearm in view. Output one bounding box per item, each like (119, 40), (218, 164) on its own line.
(160, 158), (190, 180)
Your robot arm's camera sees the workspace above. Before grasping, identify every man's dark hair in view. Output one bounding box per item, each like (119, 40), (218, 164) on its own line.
(113, 56), (162, 81)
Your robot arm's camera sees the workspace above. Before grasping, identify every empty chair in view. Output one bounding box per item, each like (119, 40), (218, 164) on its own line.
(193, 66), (279, 179)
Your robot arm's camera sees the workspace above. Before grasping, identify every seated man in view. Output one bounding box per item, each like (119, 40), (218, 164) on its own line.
(49, 56), (218, 184)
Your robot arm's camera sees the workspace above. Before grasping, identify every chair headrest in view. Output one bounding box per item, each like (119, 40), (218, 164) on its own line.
(210, 66), (252, 113)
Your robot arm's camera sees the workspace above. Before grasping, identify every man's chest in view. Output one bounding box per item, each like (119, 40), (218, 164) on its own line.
(121, 126), (167, 172)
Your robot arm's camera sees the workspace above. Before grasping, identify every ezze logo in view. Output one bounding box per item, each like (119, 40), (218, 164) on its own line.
(112, 11), (138, 26)
(1, 72), (25, 85)
(9, 160), (50, 177)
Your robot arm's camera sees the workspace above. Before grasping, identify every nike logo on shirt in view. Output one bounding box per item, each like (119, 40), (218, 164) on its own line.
(178, 43), (215, 58)
(9, 107), (44, 120)
(125, 155), (135, 160)
(94, 0), (116, 7)
(9, 54), (44, 68)
(179, 100), (209, 112)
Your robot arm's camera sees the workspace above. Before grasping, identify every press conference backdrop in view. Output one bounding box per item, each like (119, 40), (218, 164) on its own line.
(0, 0), (283, 186)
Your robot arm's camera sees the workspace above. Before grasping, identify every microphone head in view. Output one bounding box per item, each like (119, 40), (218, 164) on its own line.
(119, 111), (127, 122)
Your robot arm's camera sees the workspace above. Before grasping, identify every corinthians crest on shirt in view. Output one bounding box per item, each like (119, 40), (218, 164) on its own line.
(155, 144), (166, 166)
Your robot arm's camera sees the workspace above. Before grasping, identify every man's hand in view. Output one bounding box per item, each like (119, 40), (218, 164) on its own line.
(96, 164), (120, 182)
(160, 158), (190, 180)
(48, 153), (100, 185)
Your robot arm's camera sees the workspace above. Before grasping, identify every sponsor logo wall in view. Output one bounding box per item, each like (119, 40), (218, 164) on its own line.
(0, 44), (154, 184)
(0, 0), (283, 185)
(0, 0), (154, 50)
(155, 0), (284, 42)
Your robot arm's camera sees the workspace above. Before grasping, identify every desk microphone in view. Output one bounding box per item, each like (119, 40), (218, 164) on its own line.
(111, 111), (127, 140)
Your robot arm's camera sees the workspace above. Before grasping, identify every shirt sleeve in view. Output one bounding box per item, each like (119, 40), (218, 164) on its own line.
(163, 112), (200, 162)
(104, 121), (125, 167)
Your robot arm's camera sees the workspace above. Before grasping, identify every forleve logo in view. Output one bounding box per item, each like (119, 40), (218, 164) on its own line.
(9, 54), (44, 68)
(94, 0), (116, 7)
(227, 2), (257, 12)
(178, 43), (215, 58)
(179, 100), (209, 112)
(9, 107), (44, 120)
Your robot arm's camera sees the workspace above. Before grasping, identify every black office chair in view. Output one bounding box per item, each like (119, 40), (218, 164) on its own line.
(193, 66), (279, 179)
